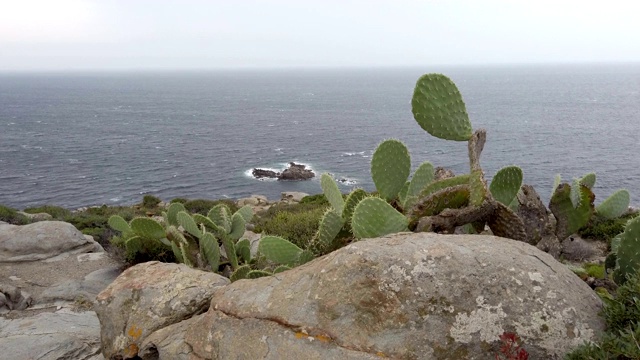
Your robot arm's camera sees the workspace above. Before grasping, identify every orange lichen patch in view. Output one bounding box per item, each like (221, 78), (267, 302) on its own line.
(376, 351), (387, 357)
(128, 325), (143, 340)
(124, 343), (139, 357)
(294, 332), (332, 343)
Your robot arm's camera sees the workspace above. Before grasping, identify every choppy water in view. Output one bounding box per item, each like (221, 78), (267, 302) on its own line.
(1, 65), (639, 209)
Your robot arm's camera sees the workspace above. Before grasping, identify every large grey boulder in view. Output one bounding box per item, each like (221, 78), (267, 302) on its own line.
(95, 261), (230, 360)
(42, 266), (122, 304)
(0, 221), (102, 262)
(0, 309), (103, 359)
(125, 233), (603, 359)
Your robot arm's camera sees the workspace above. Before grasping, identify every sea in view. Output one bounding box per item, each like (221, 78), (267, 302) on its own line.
(1, 64), (639, 210)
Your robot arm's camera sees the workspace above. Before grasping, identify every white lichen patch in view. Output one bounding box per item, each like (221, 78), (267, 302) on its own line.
(533, 286), (542, 293)
(379, 264), (412, 293)
(546, 291), (557, 299)
(511, 276), (523, 286)
(528, 272), (544, 283)
(449, 296), (507, 343)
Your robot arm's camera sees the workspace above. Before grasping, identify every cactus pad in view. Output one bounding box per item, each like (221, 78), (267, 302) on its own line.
(297, 249), (315, 265)
(230, 265), (251, 282)
(311, 209), (344, 253)
(570, 178), (582, 208)
(171, 242), (184, 264)
(487, 202), (527, 241)
(108, 215), (131, 234)
(411, 73), (473, 141)
(124, 236), (143, 254)
(247, 270), (272, 279)
(579, 173), (596, 189)
(177, 211), (202, 238)
(419, 174), (471, 199)
(273, 265), (291, 273)
(404, 162), (435, 209)
(342, 188), (367, 223)
(596, 189), (630, 220)
(258, 236), (303, 266)
(220, 235), (238, 269)
(321, 173), (345, 214)
(199, 232), (220, 270)
(614, 216), (640, 285)
(469, 169), (486, 207)
(229, 212), (246, 241)
(411, 185), (470, 218)
(167, 202), (186, 226)
(208, 204), (232, 233)
(130, 217), (165, 240)
(551, 174), (561, 198)
(549, 183), (595, 240)
(351, 197), (408, 239)
(371, 139), (411, 201)
(489, 165), (523, 206)
(235, 205), (254, 223)
(235, 238), (251, 263)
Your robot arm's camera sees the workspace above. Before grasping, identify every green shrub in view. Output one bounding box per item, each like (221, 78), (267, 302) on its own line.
(183, 199), (238, 215)
(254, 203), (328, 249)
(23, 205), (71, 219)
(565, 272), (640, 359)
(299, 193), (330, 206)
(0, 205), (30, 225)
(579, 212), (639, 245)
(63, 206), (138, 248)
(141, 195), (162, 208)
(584, 263), (605, 279)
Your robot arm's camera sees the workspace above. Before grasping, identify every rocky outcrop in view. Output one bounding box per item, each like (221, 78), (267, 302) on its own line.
(18, 211), (53, 222)
(99, 233), (604, 359)
(95, 262), (229, 359)
(0, 283), (32, 312)
(252, 162), (315, 181)
(0, 221), (103, 262)
(280, 191), (309, 203)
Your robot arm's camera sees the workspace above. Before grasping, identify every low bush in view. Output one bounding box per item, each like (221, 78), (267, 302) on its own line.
(565, 272), (640, 359)
(170, 197), (188, 204)
(254, 202), (328, 249)
(183, 199), (238, 215)
(299, 193), (330, 206)
(579, 211), (639, 246)
(141, 195), (162, 208)
(23, 205), (71, 219)
(0, 205), (30, 225)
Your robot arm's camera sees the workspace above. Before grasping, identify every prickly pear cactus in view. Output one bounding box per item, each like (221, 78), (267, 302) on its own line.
(310, 209), (344, 254)
(199, 232), (220, 271)
(411, 73), (473, 141)
(579, 173), (596, 189)
(130, 217), (166, 240)
(342, 188), (367, 224)
(371, 139), (411, 201)
(614, 216), (640, 285)
(351, 197), (408, 239)
(258, 235), (303, 266)
(596, 189), (630, 220)
(549, 183), (595, 241)
(166, 202), (186, 226)
(108, 215), (131, 234)
(403, 161), (435, 209)
(489, 166), (523, 206)
(321, 173), (345, 214)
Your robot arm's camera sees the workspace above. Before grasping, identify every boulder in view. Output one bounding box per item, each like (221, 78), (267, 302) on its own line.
(110, 233), (604, 359)
(281, 191), (309, 203)
(252, 168), (278, 179)
(95, 261), (229, 359)
(515, 185), (562, 258)
(41, 266), (122, 304)
(278, 162), (315, 181)
(0, 309), (103, 360)
(0, 283), (32, 313)
(236, 195), (271, 213)
(0, 221), (103, 262)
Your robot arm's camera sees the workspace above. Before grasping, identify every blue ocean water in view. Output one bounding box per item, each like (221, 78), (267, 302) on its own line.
(1, 65), (639, 209)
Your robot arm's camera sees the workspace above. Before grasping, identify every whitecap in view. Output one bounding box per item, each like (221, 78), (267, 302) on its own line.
(110, 197), (121, 202)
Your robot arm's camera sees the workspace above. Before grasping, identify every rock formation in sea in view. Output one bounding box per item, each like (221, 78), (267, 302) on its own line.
(252, 162), (315, 181)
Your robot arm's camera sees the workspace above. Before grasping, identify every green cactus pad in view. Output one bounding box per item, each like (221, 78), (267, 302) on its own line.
(108, 215), (131, 234)
(230, 265), (251, 282)
(199, 232), (220, 270)
(130, 217), (166, 240)
(411, 185), (470, 218)
(247, 270), (272, 279)
(596, 189), (630, 220)
(398, 182), (410, 207)
(192, 214), (226, 237)
(404, 162), (435, 209)
(371, 139), (411, 201)
(611, 233), (623, 254)
(487, 202), (527, 241)
(179, 242), (193, 267)
(570, 178), (582, 208)
(297, 249), (315, 265)
(579, 173), (596, 189)
(342, 188), (367, 224)
(235, 238), (251, 263)
(177, 211), (202, 239)
(489, 166), (523, 206)
(273, 265), (291, 273)
(259, 236), (302, 266)
(170, 242), (184, 264)
(469, 169), (486, 207)
(351, 197), (408, 239)
(312, 209), (345, 253)
(419, 174), (471, 199)
(220, 235), (238, 269)
(411, 73), (473, 141)
(124, 236), (142, 254)
(321, 173), (345, 214)
(167, 202), (186, 226)
(549, 183), (595, 241)
(235, 205), (254, 223)
(166, 225), (187, 244)
(208, 204), (232, 233)
(613, 216), (640, 285)
(229, 212), (246, 241)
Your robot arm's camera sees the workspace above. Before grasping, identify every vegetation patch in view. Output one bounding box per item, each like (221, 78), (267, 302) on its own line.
(0, 205), (30, 225)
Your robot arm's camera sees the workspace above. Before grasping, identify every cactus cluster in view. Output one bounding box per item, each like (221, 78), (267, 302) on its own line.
(605, 216), (640, 285)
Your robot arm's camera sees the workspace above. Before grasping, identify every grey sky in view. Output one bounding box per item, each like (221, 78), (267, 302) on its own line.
(1, 0), (639, 71)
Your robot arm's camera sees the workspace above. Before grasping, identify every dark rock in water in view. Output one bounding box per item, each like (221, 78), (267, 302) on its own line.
(252, 168), (278, 179)
(278, 162), (315, 181)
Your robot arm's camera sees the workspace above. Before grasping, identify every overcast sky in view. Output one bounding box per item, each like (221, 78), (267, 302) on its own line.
(1, 0), (639, 71)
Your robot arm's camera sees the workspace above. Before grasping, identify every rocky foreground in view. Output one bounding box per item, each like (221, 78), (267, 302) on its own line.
(0, 191), (609, 359)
